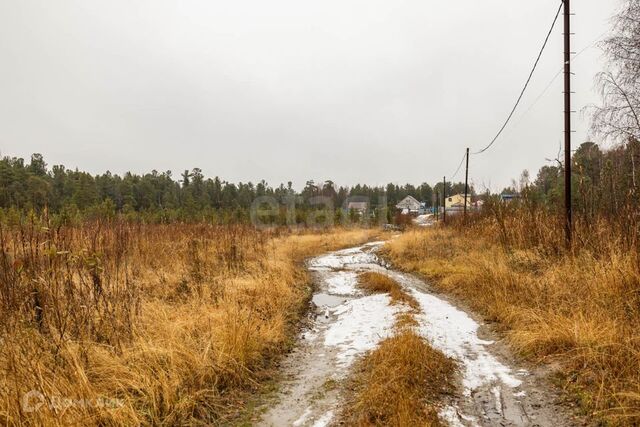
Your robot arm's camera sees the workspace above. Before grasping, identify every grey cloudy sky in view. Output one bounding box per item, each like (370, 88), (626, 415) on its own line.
(0, 0), (621, 191)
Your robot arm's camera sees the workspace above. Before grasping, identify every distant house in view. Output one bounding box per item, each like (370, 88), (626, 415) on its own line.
(347, 201), (368, 215)
(500, 194), (520, 203)
(396, 196), (422, 215)
(445, 194), (472, 209)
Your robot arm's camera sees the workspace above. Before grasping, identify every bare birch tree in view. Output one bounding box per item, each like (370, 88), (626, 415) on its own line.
(592, 0), (640, 142)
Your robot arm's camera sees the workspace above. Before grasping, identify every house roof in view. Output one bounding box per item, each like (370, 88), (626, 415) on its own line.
(500, 194), (519, 199)
(396, 195), (421, 209)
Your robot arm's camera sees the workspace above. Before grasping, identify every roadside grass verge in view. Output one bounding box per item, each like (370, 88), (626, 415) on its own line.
(383, 224), (640, 425)
(0, 221), (378, 426)
(340, 273), (456, 426)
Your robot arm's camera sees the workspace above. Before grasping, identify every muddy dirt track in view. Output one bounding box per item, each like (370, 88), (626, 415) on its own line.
(256, 242), (578, 427)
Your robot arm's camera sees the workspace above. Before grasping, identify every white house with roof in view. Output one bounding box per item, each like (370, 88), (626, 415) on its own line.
(396, 195), (422, 215)
(346, 201), (368, 214)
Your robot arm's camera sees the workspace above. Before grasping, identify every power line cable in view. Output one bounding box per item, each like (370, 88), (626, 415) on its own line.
(449, 151), (467, 181)
(472, 1), (564, 155)
(484, 30), (609, 150)
(516, 31), (608, 121)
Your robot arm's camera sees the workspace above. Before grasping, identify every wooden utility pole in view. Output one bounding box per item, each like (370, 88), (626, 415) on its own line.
(442, 176), (447, 224)
(564, 0), (572, 246)
(463, 148), (470, 218)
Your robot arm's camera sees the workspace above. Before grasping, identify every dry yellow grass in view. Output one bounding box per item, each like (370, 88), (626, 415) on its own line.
(384, 224), (640, 425)
(342, 331), (456, 427)
(341, 273), (455, 426)
(0, 221), (378, 426)
(358, 272), (419, 311)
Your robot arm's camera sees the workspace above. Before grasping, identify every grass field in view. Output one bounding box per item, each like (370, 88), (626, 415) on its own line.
(383, 215), (640, 425)
(5, 209), (639, 426)
(0, 220), (377, 425)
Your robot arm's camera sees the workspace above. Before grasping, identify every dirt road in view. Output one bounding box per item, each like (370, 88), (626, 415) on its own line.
(257, 242), (576, 427)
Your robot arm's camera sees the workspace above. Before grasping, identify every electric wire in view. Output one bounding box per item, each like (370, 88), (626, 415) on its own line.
(448, 151), (467, 181)
(472, 1), (564, 155)
(516, 31), (608, 121)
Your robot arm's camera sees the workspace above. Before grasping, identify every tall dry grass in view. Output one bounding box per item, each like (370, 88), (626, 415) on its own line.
(0, 217), (376, 425)
(343, 331), (455, 427)
(384, 208), (640, 425)
(340, 272), (456, 426)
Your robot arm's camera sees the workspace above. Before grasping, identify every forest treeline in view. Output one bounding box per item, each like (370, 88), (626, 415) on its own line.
(514, 138), (640, 219)
(1, 136), (640, 225)
(0, 153), (470, 224)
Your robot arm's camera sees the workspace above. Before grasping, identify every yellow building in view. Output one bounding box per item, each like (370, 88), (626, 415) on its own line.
(445, 194), (472, 209)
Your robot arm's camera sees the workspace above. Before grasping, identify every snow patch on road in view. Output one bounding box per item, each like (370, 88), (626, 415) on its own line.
(308, 246), (379, 271)
(439, 406), (468, 427)
(411, 289), (522, 394)
(293, 407), (312, 426)
(324, 271), (360, 295)
(324, 293), (398, 367)
(311, 411), (334, 427)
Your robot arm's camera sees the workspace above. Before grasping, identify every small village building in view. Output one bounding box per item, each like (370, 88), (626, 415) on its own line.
(346, 201), (368, 215)
(500, 194), (519, 203)
(445, 194), (472, 209)
(396, 196), (422, 215)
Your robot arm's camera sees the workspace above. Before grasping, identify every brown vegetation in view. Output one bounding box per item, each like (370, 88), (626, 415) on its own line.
(357, 272), (419, 311)
(342, 273), (455, 426)
(0, 217), (375, 425)
(342, 331), (456, 427)
(384, 207), (640, 425)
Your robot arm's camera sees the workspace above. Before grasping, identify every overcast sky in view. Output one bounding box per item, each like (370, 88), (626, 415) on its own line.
(0, 0), (621, 191)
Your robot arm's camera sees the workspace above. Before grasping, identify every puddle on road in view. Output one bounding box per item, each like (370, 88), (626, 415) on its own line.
(311, 293), (347, 308)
